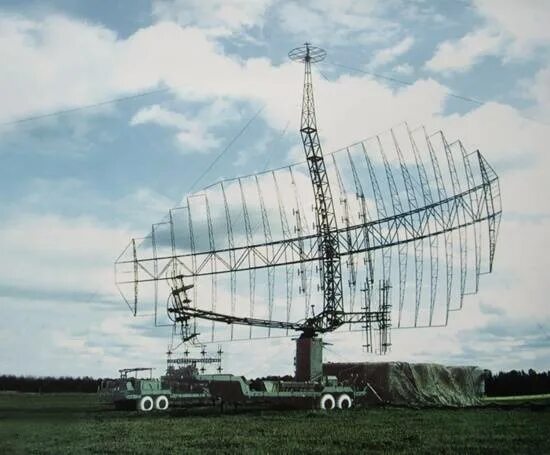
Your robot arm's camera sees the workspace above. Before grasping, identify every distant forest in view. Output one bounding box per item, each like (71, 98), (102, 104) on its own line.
(0, 375), (103, 393)
(0, 370), (549, 396)
(484, 370), (550, 397)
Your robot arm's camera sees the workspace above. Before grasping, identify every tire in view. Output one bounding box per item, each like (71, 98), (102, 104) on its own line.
(337, 393), (353, 410)
(155, 395), (169, 411)
(138, 396), (154, 412)
(320, 393), (335, 410)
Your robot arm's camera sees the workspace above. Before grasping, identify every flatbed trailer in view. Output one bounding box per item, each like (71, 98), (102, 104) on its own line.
(99, 337), (367, 412)
(202, 374), (365, 410)
(99, 370), (366, 412)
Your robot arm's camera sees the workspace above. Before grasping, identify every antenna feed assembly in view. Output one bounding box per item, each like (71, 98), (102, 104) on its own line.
(288, 43), (327, 64)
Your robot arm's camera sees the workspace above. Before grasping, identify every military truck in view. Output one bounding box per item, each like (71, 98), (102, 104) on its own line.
(99, 337), (367, 412)
(98, 366), (212, 412)
(98, 368), (169, 411)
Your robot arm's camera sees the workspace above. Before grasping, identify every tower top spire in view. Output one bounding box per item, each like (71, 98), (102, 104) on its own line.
(288, 43), (326, 64)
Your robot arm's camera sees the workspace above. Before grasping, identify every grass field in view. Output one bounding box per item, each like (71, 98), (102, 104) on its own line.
(482, 393), (550, 405)
(0, 393), (549, 454)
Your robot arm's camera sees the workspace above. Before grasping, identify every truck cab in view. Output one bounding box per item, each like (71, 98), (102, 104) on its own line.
(98, 368), (171, 411)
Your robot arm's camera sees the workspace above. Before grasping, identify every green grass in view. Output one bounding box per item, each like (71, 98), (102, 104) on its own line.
(0, 393), (549, 454)
(482, 393), (550, 404)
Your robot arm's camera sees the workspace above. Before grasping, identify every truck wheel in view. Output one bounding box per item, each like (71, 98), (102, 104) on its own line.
(138, 396), (154, 412)
(320, 393), (335, 410)
(155, 395), (169, 411)
(337, 393), (353, 410)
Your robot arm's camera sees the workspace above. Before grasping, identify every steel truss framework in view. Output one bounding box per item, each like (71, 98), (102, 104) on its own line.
(119, 165), (498, 281)
(116, 150), (500, 335)
(292, 44), (344, 331)
(115, 46), (502, 351)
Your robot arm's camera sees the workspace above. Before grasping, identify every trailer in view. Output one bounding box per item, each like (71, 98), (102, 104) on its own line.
(99, 369), (365, 412)
(99, 337), (367, 412)
(202, 373), (364, 410)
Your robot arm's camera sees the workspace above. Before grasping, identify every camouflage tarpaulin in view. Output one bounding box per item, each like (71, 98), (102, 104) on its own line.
(323, 362), (485, 407)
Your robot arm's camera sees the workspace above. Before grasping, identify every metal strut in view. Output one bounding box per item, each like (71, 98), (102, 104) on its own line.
(332, 154), (357, 317)
(273, 171), (294, 335)
(238, 179), (256, 338)
(290, 43), (343, 332)
(220, 182), (237, 340)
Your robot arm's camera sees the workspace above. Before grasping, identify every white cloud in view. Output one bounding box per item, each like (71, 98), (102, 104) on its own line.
(131, 104), (220, 152)
(0, 14), (441, 155)
(369, 36), (414, 69)
(474, 0), (550, 57)
(0, 14), (121, 124)
(524, 65), (550, 119)
(0, 205), (179, 376)
(434, 102), (550, 216)
(0, 294), (170, 376)
(7, 177), (173, 231)
(425, 29), (503, 73)
(280, 0), (379, 30)
(0, 213), (130, 297)
(131, 104), (186, 129)
(311, 76), (448, 153)
(425, 0), (550, 73)
(0, 16), (293, 131)
(278, 0), (398, 45)
(392, 63), (414, 75)
(151, 0), (273, 35)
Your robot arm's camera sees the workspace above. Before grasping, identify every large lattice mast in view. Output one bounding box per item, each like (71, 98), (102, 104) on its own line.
(290, 44), (343, 331)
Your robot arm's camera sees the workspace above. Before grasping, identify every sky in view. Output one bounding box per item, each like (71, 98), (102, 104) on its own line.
(0, 0), (549, 378)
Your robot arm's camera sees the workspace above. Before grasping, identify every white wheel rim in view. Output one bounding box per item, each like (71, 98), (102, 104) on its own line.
(320, 394), (335, 410)
(337, 394), (352, 409)
(141, 397), (153, 411)
(156, 396), (169, 410)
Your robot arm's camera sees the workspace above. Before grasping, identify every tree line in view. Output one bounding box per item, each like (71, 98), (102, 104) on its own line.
(0, 375), (106, 393)
(0, 369), (548, 396)
(485, 369), (550, 397)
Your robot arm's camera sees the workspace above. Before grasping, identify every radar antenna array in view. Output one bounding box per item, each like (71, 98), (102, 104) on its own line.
(115, 45), (502, 356)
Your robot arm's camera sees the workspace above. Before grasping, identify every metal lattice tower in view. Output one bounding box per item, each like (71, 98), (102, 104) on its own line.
(289, 43), (344, 332)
